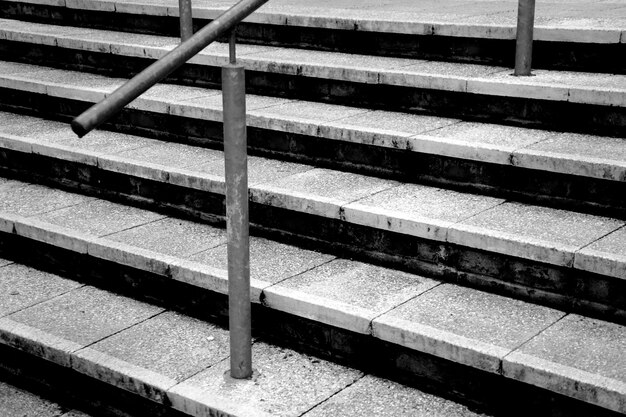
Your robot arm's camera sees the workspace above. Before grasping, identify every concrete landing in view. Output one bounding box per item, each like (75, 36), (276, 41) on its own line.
(13, 0), (626, 43)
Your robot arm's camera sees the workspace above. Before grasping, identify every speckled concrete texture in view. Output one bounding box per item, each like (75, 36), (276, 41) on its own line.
(509, 314), (625, 384)
(189, 155), (314, 186)
(38, 126), (158, 155)
(373, 284), (564, 372)
(0, 114), (67, 138)
(0, 264), (83, 317)
(575, 226), (626, 279)
(264, 259), (440, 333)
(448, 202), (625, 266)
(244, 47), (417, 83)
(270, 258), (439, 314)
(324, 110), (459, 139)
(303, 374), (484, 417)
(251, 100), (367, 127)
(427, 121), (555, 150)
(0, 257), (11, 268)
(381, 60), (501, 92)
(343, 183), (504, 241)
(503, 314), (626, 413)
(0, 379), (66, 417)
(35, 199), (165, 237)
(252, 168), (397, 218)
(189, 235), (334, 285)
(8, 286), (163, 346)
(168, 342), (363, 417)
(174, 92), (291, 120)
(513, 132), (626, 181)
(106, 217), (227, 257)
(114, 142), (224, 170)
(0, 182), (93, 217)
(0, 60), (45, 76)
(82, 311), (230, 383)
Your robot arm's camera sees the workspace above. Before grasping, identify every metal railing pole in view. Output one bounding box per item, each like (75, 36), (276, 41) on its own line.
(223, 30), (252, 379)
(178, 0), (193, 42)
(514, 0), (535, 76)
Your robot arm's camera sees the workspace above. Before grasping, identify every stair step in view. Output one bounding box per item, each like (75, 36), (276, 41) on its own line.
(2, 0), (624, 72)
(0, 20), (624, 136)
(0, 179), (624, 415)
(0, 62), (625, 217)
(0, 118), (624, 318)
(0, 259), (500, 417)
(0, 378), (94, 417)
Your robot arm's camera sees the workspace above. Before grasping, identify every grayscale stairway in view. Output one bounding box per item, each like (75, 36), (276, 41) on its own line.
(0, 0), (624, 416)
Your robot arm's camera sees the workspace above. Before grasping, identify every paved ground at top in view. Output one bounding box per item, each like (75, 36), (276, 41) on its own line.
(188, 0), (626, 31)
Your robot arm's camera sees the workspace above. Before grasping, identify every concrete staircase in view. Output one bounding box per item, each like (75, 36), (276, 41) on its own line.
(0, 0), (624, 416)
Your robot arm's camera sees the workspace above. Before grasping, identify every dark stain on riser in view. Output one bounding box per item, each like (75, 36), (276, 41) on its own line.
(1, 89), (625, 219)
(0, 234), (622, 417)
(1, 41), (625, 138)
(0, 147), (624, 325)
(1, 1), (625, 74)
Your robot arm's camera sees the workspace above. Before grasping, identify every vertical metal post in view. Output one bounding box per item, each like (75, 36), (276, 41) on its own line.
(223, 29), (252, 380)
(514, 0), (535, 76)
(178, 0), (193, 42)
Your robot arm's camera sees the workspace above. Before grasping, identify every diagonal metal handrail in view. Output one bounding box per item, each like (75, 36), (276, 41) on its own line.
(72, 0), (270, 381)
(71, 0), (269, 137)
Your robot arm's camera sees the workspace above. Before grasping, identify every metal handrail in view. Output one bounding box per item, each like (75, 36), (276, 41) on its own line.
(515, 0), (535, 76)
(72, 0), (270, 381)
(71, 0), (269, 137)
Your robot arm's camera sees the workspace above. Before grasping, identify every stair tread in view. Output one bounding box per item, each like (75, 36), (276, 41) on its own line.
(1, 61), (625, 184)
(0, 179), (624, 413)
(0, 261), (497, 417)
(2, 19), (625, 106)
(0, 378), (93, 417)
(1, 110), (625, 277)
(10, 0), (625, 44)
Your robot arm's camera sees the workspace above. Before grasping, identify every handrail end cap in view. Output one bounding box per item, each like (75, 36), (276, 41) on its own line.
(71, 119), (88, 138)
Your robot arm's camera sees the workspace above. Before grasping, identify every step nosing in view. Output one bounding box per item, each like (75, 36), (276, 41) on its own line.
(1, 26), (624, 107)
(0, 188), (624, 413)
(0, 131), (624, 275)
(1, 68), (624, 183)
(2, 2), (621, 44)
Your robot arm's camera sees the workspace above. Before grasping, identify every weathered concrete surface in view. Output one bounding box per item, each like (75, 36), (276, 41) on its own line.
(303, 374), (484, 417)
(35, 199), (165, 237)
(264, 259), (439, 333)
(373, 284), (565, 373)
(168, 342), (363, 417)
(107, 217), (227, 257)
(189, 235), (334, 285)
(0, 379), (66, 417)
(0, 264), (82, 317)
(503, 314), (626, 413)
(343, 183), (504, 242)
(0, 181), (93, 217)
(251, 168), (397, 218)
(8, 286), (163, 347)
(448, 202), (625, 267)
(72, 311), (230, 403)
(575, 226), (626, 279)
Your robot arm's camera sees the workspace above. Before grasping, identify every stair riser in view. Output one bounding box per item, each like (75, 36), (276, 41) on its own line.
(0, 344), (189, 417)
(0, 233), (621, 417)
(2, 41), (624, 138)
(2, 1), (624, 73)
(1, 148), (624, 324)
(2, 90), (625, 218)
